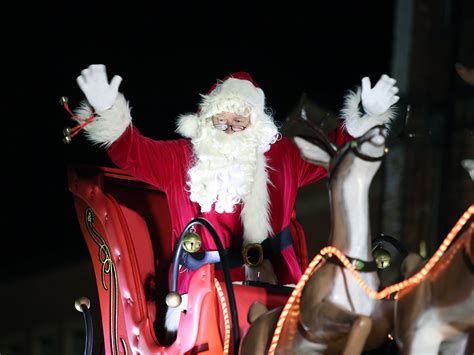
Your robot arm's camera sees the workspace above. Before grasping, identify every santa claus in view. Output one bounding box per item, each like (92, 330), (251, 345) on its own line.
(75, 64), (399, 332)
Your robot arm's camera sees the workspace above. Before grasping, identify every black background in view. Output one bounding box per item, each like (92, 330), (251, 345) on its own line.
(3, 1), (395, 281)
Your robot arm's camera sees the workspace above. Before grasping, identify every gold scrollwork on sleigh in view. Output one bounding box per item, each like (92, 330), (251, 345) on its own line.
(85, 208), (129, 355)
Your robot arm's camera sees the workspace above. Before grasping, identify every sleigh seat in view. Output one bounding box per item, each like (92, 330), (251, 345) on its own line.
(68, 165), (308, 353)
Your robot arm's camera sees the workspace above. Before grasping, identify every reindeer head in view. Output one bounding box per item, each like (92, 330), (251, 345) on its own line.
(293, 122), (388, 183)
(293, 116), (389, 255)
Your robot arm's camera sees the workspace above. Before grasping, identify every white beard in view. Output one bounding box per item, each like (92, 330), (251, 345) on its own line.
(186, 114), (279, 215)
(187, 113), (281, 283)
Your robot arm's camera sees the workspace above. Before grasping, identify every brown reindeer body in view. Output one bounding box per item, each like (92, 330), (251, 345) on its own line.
(284, 126), (392, 354)
(395, 222), (474, 355)
(241, 124), (394, 354)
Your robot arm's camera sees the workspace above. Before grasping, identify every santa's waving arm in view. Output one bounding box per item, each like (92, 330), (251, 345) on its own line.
(75, 64), (133, 147)
(76, 64), (122, 113)
(74, 64), (183, 191)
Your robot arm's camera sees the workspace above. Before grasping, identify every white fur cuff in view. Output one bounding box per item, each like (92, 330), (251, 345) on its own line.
(74, 93), (132, 147)
(340, 88), (396, 138)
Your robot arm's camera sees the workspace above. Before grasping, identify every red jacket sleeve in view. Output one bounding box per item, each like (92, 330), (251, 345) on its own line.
(329, 120), (353, 147)
(106, 125), (189, 192)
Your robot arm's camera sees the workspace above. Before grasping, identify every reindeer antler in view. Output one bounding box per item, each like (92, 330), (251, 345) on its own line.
(298, 107), (338, 157)
(455, 63), (474, 86)
(386, 104), (433, 148)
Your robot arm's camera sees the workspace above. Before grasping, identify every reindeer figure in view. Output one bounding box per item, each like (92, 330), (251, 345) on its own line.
(241, 120), (394, 354)
(393, 160), (474, 355)
(393, 62), (474, 351)
(390, 62), (474, 354)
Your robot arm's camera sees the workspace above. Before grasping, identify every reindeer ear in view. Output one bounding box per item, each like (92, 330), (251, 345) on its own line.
(461, 159), (474, 181)
(294, 136), (331, 168)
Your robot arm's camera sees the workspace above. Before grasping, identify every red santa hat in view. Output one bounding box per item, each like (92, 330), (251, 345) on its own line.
(176, 72), (266, 138)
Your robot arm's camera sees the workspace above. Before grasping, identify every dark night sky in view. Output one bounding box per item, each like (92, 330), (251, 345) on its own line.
(3, 2), (395, 281)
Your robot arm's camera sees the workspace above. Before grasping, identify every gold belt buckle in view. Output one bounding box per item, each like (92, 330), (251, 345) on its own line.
(242, 243), (263, 267)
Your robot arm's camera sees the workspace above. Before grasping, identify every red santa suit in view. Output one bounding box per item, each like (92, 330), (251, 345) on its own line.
(106, 123), (350, 292)
(76, 72), (390, 295)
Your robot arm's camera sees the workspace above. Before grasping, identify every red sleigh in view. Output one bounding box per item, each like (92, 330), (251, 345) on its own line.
(67, 164), (309, 354)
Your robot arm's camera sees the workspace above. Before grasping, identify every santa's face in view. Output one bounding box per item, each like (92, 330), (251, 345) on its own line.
(211, 112), (251, 134)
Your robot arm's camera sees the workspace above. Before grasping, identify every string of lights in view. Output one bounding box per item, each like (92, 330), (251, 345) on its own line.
(214, 279), (231, 354)
(268, 204), (473, 353)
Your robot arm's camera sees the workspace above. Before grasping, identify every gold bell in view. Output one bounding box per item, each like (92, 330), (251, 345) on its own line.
(59, 96), (68, 105)
(63, 135), (72, 144)
(63, 127), (72, 136)
(182, 232), (202, 253)
(374, 249), (391, 269)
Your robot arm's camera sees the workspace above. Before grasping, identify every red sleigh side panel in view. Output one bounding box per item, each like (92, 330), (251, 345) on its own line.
(68, 165), (172, 353)
(68, 165), (233, 353)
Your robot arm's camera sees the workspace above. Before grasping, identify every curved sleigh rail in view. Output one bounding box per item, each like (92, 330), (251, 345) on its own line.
(75, 296), (93, 355)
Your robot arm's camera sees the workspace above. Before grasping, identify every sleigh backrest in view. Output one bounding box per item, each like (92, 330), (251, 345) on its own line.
(68, 165), (173, 353)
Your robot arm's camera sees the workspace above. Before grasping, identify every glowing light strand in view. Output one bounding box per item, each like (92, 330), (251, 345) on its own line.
(268, 204), (473, 353)
(268, 254), (326, 354)
(214, 279), (231, 354)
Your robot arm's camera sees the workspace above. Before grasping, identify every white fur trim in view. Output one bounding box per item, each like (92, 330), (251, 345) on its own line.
(199, 78), (265, 119)
(340, 88), (396, 138)
(175, 113), (199, 138)
(241, 153), (273, 243)
(75, 93), (132, 147)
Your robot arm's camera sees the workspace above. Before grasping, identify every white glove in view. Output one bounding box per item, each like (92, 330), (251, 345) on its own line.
(361, 74), (400, 116)
(76, 64), (123, 113)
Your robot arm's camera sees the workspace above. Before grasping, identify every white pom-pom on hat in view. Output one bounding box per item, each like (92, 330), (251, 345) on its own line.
(175, 113), (199, 139)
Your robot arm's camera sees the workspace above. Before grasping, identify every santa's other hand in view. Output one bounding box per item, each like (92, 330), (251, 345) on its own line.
(361, 74), (400, 116)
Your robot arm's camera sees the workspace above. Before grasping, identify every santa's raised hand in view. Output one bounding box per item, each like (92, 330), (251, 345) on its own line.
(76, 64), (122, 113)
(361, 74), (399, 116)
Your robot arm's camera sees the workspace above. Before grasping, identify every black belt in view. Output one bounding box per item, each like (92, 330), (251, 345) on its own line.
(180, 226), (293, 270)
